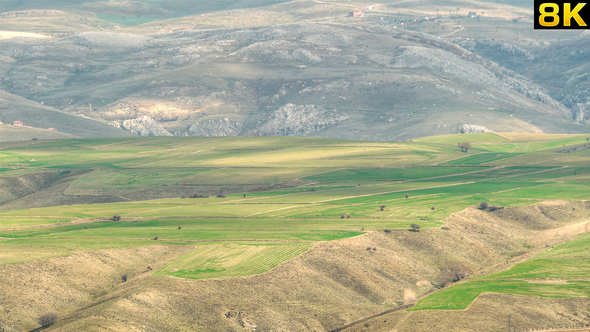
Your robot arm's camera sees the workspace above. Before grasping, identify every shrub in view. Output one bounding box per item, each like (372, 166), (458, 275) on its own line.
(122, 274), (128, 282)
(216, 193), (226, 198)
(192, 194), (209, 198)
(112, 215), (121, 221)
(478, 202), (488, 210)
(405, 194), (409, 198)
(380, 205), (386, 211)
(437, 263), (470, 287)
(458, 142), (471, 152)
(38, 312), (58, 327)
(435, 273), (452, 288)
(410, 223), (421, 232)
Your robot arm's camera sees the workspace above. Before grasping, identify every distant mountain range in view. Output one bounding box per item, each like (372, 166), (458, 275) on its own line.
(0, 0), (588, 140)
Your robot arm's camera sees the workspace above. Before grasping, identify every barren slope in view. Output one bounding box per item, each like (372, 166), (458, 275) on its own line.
(1, 201), (589, 331)
(0, 23), (584, 140)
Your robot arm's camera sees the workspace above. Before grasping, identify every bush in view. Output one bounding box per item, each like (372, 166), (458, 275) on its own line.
(38, 312), (59, 327)
(122, 274), (128, 282)
(478, 202), (488, 210)
(380, 205), (386, 211)
(436, 263), (471, 288)
(112, 215), (121, 221)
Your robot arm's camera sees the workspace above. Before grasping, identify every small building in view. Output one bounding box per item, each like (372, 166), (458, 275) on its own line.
(348, 9), (364, 17)
(47, 128), (58, 132)
(12, 121), (23, 126)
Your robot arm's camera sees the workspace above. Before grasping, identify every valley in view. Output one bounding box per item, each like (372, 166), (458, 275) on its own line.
(1, 1), (590, 331)
(0, 133), (589, 330)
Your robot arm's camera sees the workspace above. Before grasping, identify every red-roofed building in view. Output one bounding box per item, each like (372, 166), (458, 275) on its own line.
(12, 121), (23, 126)
(348, 9), (364, 17)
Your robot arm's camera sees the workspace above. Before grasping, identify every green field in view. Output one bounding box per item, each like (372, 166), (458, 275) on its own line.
(1, 133), (590, 284)
(411, 280), (590, 310)
(413, 229), (590, 310)
(155, 242), (313, 279)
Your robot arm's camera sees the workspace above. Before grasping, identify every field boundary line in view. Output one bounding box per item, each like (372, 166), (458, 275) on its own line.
(329, 304), (414, 332)
(0, 217), (102, 231)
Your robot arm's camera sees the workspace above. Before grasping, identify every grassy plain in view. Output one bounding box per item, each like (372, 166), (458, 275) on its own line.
(0, 134), (590, 331)
(0, 133), (589, 292)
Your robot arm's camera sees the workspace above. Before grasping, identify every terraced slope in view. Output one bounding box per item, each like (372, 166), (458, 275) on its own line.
(0, 134), (589, 331)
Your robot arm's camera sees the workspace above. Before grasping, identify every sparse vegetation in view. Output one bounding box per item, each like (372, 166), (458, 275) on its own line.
(38, 312), (59, 327)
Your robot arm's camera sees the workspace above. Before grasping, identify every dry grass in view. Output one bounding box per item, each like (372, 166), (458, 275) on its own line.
(24, 201), (586, 331)
(343, 293), (590, 332)
(0, 245), (192, 330)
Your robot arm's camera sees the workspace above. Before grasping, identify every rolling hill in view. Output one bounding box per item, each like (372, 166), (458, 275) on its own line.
(0, 134), (589, 331)
(0, 0), (588, 140)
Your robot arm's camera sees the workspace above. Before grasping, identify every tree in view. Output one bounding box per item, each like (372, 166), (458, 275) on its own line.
(478, 201), (488, 210)
(380, 205), (386, 211)
(458, 142), (471, 152)
(586, 137), (589, 142)
(38, 312), (59, 327)
(410, 223), (421, 232)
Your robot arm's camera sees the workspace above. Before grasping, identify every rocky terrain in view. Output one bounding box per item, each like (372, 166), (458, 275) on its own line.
(0, 1), (588, 140)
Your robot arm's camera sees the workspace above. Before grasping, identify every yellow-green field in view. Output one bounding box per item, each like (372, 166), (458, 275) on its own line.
(1, 133), (589, 304)
(412, 232), (590, 310)
(155, 242), (313, 279)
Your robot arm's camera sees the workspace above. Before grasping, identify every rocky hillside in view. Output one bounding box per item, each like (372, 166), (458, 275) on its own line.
(0, 1), (588, 139)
